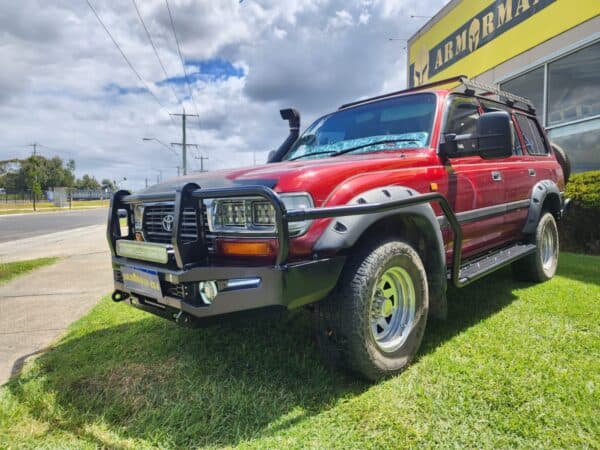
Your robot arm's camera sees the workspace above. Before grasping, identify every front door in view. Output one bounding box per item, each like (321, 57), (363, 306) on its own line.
(440, 95), (509, 260)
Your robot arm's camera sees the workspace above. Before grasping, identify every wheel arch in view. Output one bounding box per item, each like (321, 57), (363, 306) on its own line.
(314, 186), (448, 319)
(523, 180), (562, 234)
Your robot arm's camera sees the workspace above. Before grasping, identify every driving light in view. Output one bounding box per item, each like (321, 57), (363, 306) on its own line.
(198, 281), (218, 305)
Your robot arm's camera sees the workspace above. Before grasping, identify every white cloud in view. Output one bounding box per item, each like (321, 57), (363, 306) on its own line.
(0, 0), (448, 190)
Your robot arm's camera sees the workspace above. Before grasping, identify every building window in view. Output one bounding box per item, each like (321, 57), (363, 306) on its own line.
(501, 66), (544, 119)
(499, 39), (600, 172)
(547, 42), (600, 126)
(548, 119), (600, 172)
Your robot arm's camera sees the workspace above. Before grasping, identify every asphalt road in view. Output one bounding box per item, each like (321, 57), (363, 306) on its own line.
(0, 208), (108, 243)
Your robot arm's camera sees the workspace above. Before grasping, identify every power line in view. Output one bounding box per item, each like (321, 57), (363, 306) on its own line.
(86, 0), (177, 127)
(131, 0), (183, 106)
(164, 0), (202, 122)
(164, 0), (204, 172)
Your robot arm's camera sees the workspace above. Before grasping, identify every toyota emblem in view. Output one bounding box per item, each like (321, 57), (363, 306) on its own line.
(162, 214), (174, 232)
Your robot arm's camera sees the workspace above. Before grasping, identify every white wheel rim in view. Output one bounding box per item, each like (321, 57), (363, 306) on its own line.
(369, 266), (416, 353)
(540, 220), (558, 271)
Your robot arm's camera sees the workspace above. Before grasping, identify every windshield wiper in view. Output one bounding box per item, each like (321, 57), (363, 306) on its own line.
(330, 138), (420, 157)
(287, 138), (420, 162)
(288, 150), (338, 161)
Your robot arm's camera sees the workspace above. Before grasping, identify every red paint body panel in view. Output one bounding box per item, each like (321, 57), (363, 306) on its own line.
(161, 89), (564, 266)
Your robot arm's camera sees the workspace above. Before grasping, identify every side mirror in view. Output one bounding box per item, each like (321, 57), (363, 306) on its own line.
(267, 150), (276, 162)
(477, 111), (513, 159)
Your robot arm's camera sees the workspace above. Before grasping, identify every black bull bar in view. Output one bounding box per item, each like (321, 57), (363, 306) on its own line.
(107, 183), (464, 286)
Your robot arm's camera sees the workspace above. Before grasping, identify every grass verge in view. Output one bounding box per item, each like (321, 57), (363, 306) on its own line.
(0, 200), (109, 215)
(0, 253), (598, 448)
(0, 258), (58, 285)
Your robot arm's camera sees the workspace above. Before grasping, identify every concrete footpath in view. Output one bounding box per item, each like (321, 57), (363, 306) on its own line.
(0, 225), (112, 384)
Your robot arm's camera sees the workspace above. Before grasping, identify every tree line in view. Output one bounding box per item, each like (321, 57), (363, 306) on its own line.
(0, 155), (117, 194)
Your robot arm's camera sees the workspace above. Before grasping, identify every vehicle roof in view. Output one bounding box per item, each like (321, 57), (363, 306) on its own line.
(338, 75), (536, 116)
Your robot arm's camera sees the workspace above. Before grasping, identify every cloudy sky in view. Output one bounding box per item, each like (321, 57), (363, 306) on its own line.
(0, 0), (447, 190)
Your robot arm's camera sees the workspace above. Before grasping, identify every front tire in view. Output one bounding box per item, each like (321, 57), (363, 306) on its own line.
(314, 239), (428, 381)
(513, 212), (559, 282)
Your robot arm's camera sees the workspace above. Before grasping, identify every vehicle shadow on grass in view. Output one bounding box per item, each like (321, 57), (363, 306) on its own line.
(555, 252), (600, 286)
(8, 267), (524, 448)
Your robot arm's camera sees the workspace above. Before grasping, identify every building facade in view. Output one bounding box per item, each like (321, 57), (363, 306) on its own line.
(407, 0), (600, 172)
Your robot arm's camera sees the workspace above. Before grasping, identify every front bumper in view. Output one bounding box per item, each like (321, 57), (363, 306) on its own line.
(112, 255), (345, 324)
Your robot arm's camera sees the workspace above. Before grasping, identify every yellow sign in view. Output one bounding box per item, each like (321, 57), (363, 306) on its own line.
(408, 0), (600, 87)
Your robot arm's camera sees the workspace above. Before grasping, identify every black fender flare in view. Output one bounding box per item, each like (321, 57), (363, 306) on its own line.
(523, 179), (561, 234)
(314, 186), (448, 319)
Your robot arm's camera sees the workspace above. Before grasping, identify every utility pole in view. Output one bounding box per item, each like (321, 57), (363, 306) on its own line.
(145, 178), (148, 188)
(170, 109), (198, 175)
(152, 169), (162, 184)
(195, 155), (208, 172)
(27, 143), (39, 211)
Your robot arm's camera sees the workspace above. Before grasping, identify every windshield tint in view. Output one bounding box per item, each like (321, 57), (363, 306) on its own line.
(284, 93), (436, 161)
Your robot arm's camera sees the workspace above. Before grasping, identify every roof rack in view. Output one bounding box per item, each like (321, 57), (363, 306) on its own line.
(338, 75), (467, 110)
(457, 76), (535, 113)
(338, 75), (535, 113)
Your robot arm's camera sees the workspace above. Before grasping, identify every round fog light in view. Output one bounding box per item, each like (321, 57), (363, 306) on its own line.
(198, 281), (218, 305)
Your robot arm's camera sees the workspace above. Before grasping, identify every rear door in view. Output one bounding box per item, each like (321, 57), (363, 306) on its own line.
(508, 113), (555, 236)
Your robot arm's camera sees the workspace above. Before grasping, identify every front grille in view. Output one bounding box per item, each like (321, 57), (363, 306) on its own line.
(201, 203), (215, 252)
(143, 204), (198, 244)
(164, 281), (187, 299)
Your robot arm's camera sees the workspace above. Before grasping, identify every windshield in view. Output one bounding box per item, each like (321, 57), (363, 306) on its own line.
(283, 93), (436, 161)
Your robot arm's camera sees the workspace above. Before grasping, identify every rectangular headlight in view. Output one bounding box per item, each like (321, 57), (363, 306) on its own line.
(207, 193), (313, 236)
(251, 201), (276, 226)
(214, 200), (247, 227)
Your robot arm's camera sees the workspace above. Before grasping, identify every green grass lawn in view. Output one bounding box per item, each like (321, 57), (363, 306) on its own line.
(0, 253), (598, 448)
(0, 200), (109, 215)
(0, 258), (58, 285)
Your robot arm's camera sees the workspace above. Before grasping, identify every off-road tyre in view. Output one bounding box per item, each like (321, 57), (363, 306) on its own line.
(313, 238), (428, 381)
(513, 212), (559, 282)
(551, 142), (571, 184)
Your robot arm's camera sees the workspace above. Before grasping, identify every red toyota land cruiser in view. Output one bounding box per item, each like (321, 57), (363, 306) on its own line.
(108, 76), (570, 380)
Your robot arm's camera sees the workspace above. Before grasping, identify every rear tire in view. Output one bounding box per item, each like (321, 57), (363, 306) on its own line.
(513, 212), (559, 282)
(313, 239), (428, 381)
(551, 142), (571, 184)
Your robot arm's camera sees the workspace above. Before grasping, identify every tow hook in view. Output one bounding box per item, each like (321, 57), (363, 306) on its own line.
(175, 311), (197, 328)
(112, 290), (129, 302)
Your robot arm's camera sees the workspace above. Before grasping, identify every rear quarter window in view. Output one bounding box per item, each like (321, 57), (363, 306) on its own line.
(515, 114), (548, 155)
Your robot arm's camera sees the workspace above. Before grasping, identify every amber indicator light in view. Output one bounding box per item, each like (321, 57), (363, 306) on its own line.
(219, 241), (273, 257)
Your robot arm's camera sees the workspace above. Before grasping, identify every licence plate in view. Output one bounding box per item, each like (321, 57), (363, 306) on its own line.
(121, 266), (162, 299)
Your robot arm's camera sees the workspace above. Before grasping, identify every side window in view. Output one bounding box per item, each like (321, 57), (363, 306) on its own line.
(444, 96), (479, 136)
(481, 100), (522, 155)
(515, 115), (548, 155)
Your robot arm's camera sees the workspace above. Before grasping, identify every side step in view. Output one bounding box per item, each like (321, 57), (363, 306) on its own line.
(454, 243), (537, 286)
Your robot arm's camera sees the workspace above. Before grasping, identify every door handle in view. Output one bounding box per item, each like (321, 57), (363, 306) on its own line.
(491, 171), (502, 181)
(528, 168), (536, 176)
